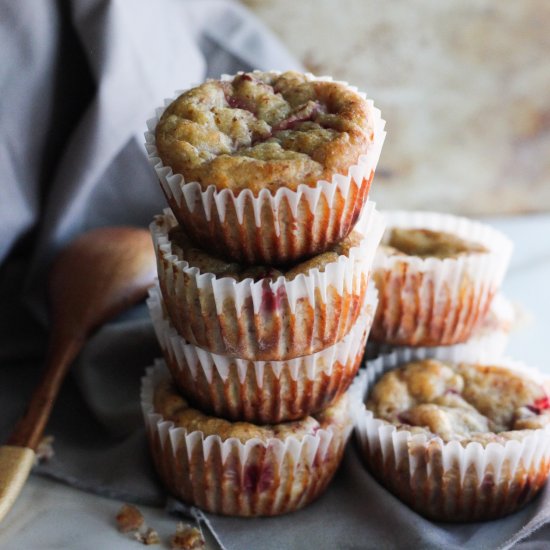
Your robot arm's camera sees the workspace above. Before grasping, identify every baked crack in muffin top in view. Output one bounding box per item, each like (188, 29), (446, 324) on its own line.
(154, 379), (349, 443)
(168, 225), (363, 282)
(382, 227), (488, 259)
(155, 71), (374, 193)
(367, 359), (550, 445)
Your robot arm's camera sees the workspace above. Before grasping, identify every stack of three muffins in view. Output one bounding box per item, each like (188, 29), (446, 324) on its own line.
(141, 71), (386, 516)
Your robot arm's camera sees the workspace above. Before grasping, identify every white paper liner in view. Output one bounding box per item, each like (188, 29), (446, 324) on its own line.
(366, 293), (515, 362)
(141, 361), (356, 516)
(351, 350), (550, 521)
(147, 283), (378, 423)
(151, 203), (385, 361)
(145, 71), (386, 264)
(371, 211), (513, 346)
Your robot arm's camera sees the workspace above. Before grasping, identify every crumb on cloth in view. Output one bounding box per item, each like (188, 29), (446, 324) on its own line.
(170, 522), (206, 549)
(115, 504), (205, 547)
(116, 504), (145, 533)
(134, 527), (160, 546)
(34, 435), (55, 465)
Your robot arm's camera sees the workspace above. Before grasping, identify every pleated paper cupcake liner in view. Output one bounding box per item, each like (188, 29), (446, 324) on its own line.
(141, 361), (355, 517)
(147, 283), (378, 423)
(371, 211), (513, 346)
(351, 350), (550, 522)
(366, 293), (514, 362)
(151, 203), (384, 361)
(145, 71), (386, 265)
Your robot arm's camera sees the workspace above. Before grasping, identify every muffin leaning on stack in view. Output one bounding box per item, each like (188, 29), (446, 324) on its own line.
(368, 210), (514, 362)
(142, 70), (386, 516)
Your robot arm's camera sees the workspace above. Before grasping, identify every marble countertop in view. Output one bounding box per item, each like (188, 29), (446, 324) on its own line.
(242, 1), (550, 217)
(1, 213), (549, 549)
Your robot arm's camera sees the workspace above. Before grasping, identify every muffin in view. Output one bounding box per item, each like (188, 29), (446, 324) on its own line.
(366, 293), (515, 362)
(371, 211), (513, 346)
(352, 352), (550, 522)
(142, 361), (354, 516)
(147, 283), (377, 423)
(145, 70), (385, 265)
(151, 204), (384, 361)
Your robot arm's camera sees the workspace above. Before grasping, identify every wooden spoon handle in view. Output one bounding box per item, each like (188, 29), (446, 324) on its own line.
(7, 336), (83, 450)
(0, 336), (82, 522)
(0, 446), (35, 522)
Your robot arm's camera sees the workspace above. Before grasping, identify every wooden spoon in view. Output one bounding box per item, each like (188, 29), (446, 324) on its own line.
(0, 227), (157, 521)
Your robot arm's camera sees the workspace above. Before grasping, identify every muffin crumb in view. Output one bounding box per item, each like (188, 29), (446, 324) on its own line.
(116, 504), (144, 533)
(134, 527), (160, 546)
(33, 435), (55, 465)
(170, 523), (205, 549)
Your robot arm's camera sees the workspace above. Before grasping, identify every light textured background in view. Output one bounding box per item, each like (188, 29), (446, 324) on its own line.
(242, 0), (550, 215)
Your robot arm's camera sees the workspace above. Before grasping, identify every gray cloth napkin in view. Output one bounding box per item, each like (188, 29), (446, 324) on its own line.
(1, 1), (549, 548)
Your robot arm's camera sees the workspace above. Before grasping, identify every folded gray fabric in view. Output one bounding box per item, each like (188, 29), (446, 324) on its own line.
(200, 450), (550, 550)
(1, 1), (549, 549)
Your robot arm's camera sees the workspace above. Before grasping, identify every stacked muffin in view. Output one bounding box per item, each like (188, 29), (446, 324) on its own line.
(142, 71), (386, 516)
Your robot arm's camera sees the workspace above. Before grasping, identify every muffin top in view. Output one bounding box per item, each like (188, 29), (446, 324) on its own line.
(168, 225), (363, 282)
(155, 71), (374, 194)
(381, 228), (488, 259)
(154, 379), (349, 443)
(367, 359), (550, 445)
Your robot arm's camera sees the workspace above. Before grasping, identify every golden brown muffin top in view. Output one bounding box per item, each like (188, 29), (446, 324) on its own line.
(382, 227), (488, 259)
(154, 379), (349, 443)
(155, 71), (374, 194)
(169, 226), (363, 281)
(367, 359), (550, 445)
